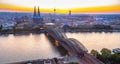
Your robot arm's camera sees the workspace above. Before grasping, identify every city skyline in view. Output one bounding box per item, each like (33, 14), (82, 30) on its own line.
(0, 0), (120, 14)
(0, 1), (120, 64)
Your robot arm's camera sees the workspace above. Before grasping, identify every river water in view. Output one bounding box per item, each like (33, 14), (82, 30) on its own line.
(66, 32), (120, 52)
(0, 32), (120, 63)
(0, 34), (60, 64)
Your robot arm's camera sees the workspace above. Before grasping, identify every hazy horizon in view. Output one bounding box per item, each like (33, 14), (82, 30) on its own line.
(0, 0), (120, 14)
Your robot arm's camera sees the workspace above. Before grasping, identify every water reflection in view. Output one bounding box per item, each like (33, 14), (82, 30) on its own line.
(66, 32), (120, 52)
(0, 34), (60, 64)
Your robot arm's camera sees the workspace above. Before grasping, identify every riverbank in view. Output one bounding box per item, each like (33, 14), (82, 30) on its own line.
(0, 30), (44, 35)
(62, 29), (120, 33)
(9, 57), (65, 64)
(0, 29), (120, 35)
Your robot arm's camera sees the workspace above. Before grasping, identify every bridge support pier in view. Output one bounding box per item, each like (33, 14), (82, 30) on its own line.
(68, 51), (72, 56)
(44, 31), (48, 36)
(54, 40), (59, 46)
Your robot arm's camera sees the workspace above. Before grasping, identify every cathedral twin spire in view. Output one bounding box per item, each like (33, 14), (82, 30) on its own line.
(34, 6), (72, 16)
(34, 6), (40, 16)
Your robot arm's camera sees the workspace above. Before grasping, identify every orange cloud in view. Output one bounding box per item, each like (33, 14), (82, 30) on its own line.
(0, 4), (120, 14)
(72, 5), (120, 13)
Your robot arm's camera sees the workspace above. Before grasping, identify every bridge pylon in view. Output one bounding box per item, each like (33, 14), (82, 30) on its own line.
(55, 40), (59, 46)
(68, 51), (73, 56)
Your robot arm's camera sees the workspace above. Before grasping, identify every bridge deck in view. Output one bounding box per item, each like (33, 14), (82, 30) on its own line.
(44, 27), (103, 64)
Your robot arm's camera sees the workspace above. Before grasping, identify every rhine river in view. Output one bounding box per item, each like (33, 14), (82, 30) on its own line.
(66, 32), (120, 52)
(0, 32), (120, 63)
(0, 34), (61, 64)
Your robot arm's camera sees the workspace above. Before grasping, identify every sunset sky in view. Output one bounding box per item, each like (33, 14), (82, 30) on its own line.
(0, 0), (120, 14)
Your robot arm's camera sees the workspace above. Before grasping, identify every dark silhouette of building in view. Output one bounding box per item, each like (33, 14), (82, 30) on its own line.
(54, 8), (56, 15)
(33, 6), (43, 24)
(51, 8), (56, 23)
(34, 6), (36, 16)
(69, 10), (71, 16)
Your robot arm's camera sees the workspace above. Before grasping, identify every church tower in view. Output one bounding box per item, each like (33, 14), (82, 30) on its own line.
(69, 10), (71, 16)
(33, 6), (43, 24)
(38, 6), (40, 16)
(34, 6), (36, 16)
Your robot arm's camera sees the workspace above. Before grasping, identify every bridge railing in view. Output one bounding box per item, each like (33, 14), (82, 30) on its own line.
(44, 27), (104, 64)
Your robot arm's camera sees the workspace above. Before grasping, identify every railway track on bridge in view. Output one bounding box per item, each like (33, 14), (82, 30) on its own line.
(44, 27), (104, 64)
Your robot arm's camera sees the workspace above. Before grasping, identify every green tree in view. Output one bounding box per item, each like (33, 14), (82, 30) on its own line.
(101, 48), (111, 57)
(100, 48), (111, 63)
(91, 48), (120, 64)
(90, 49), (103, 61)
(110, 53), (120, 64)
(90, 49), (99, 57)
